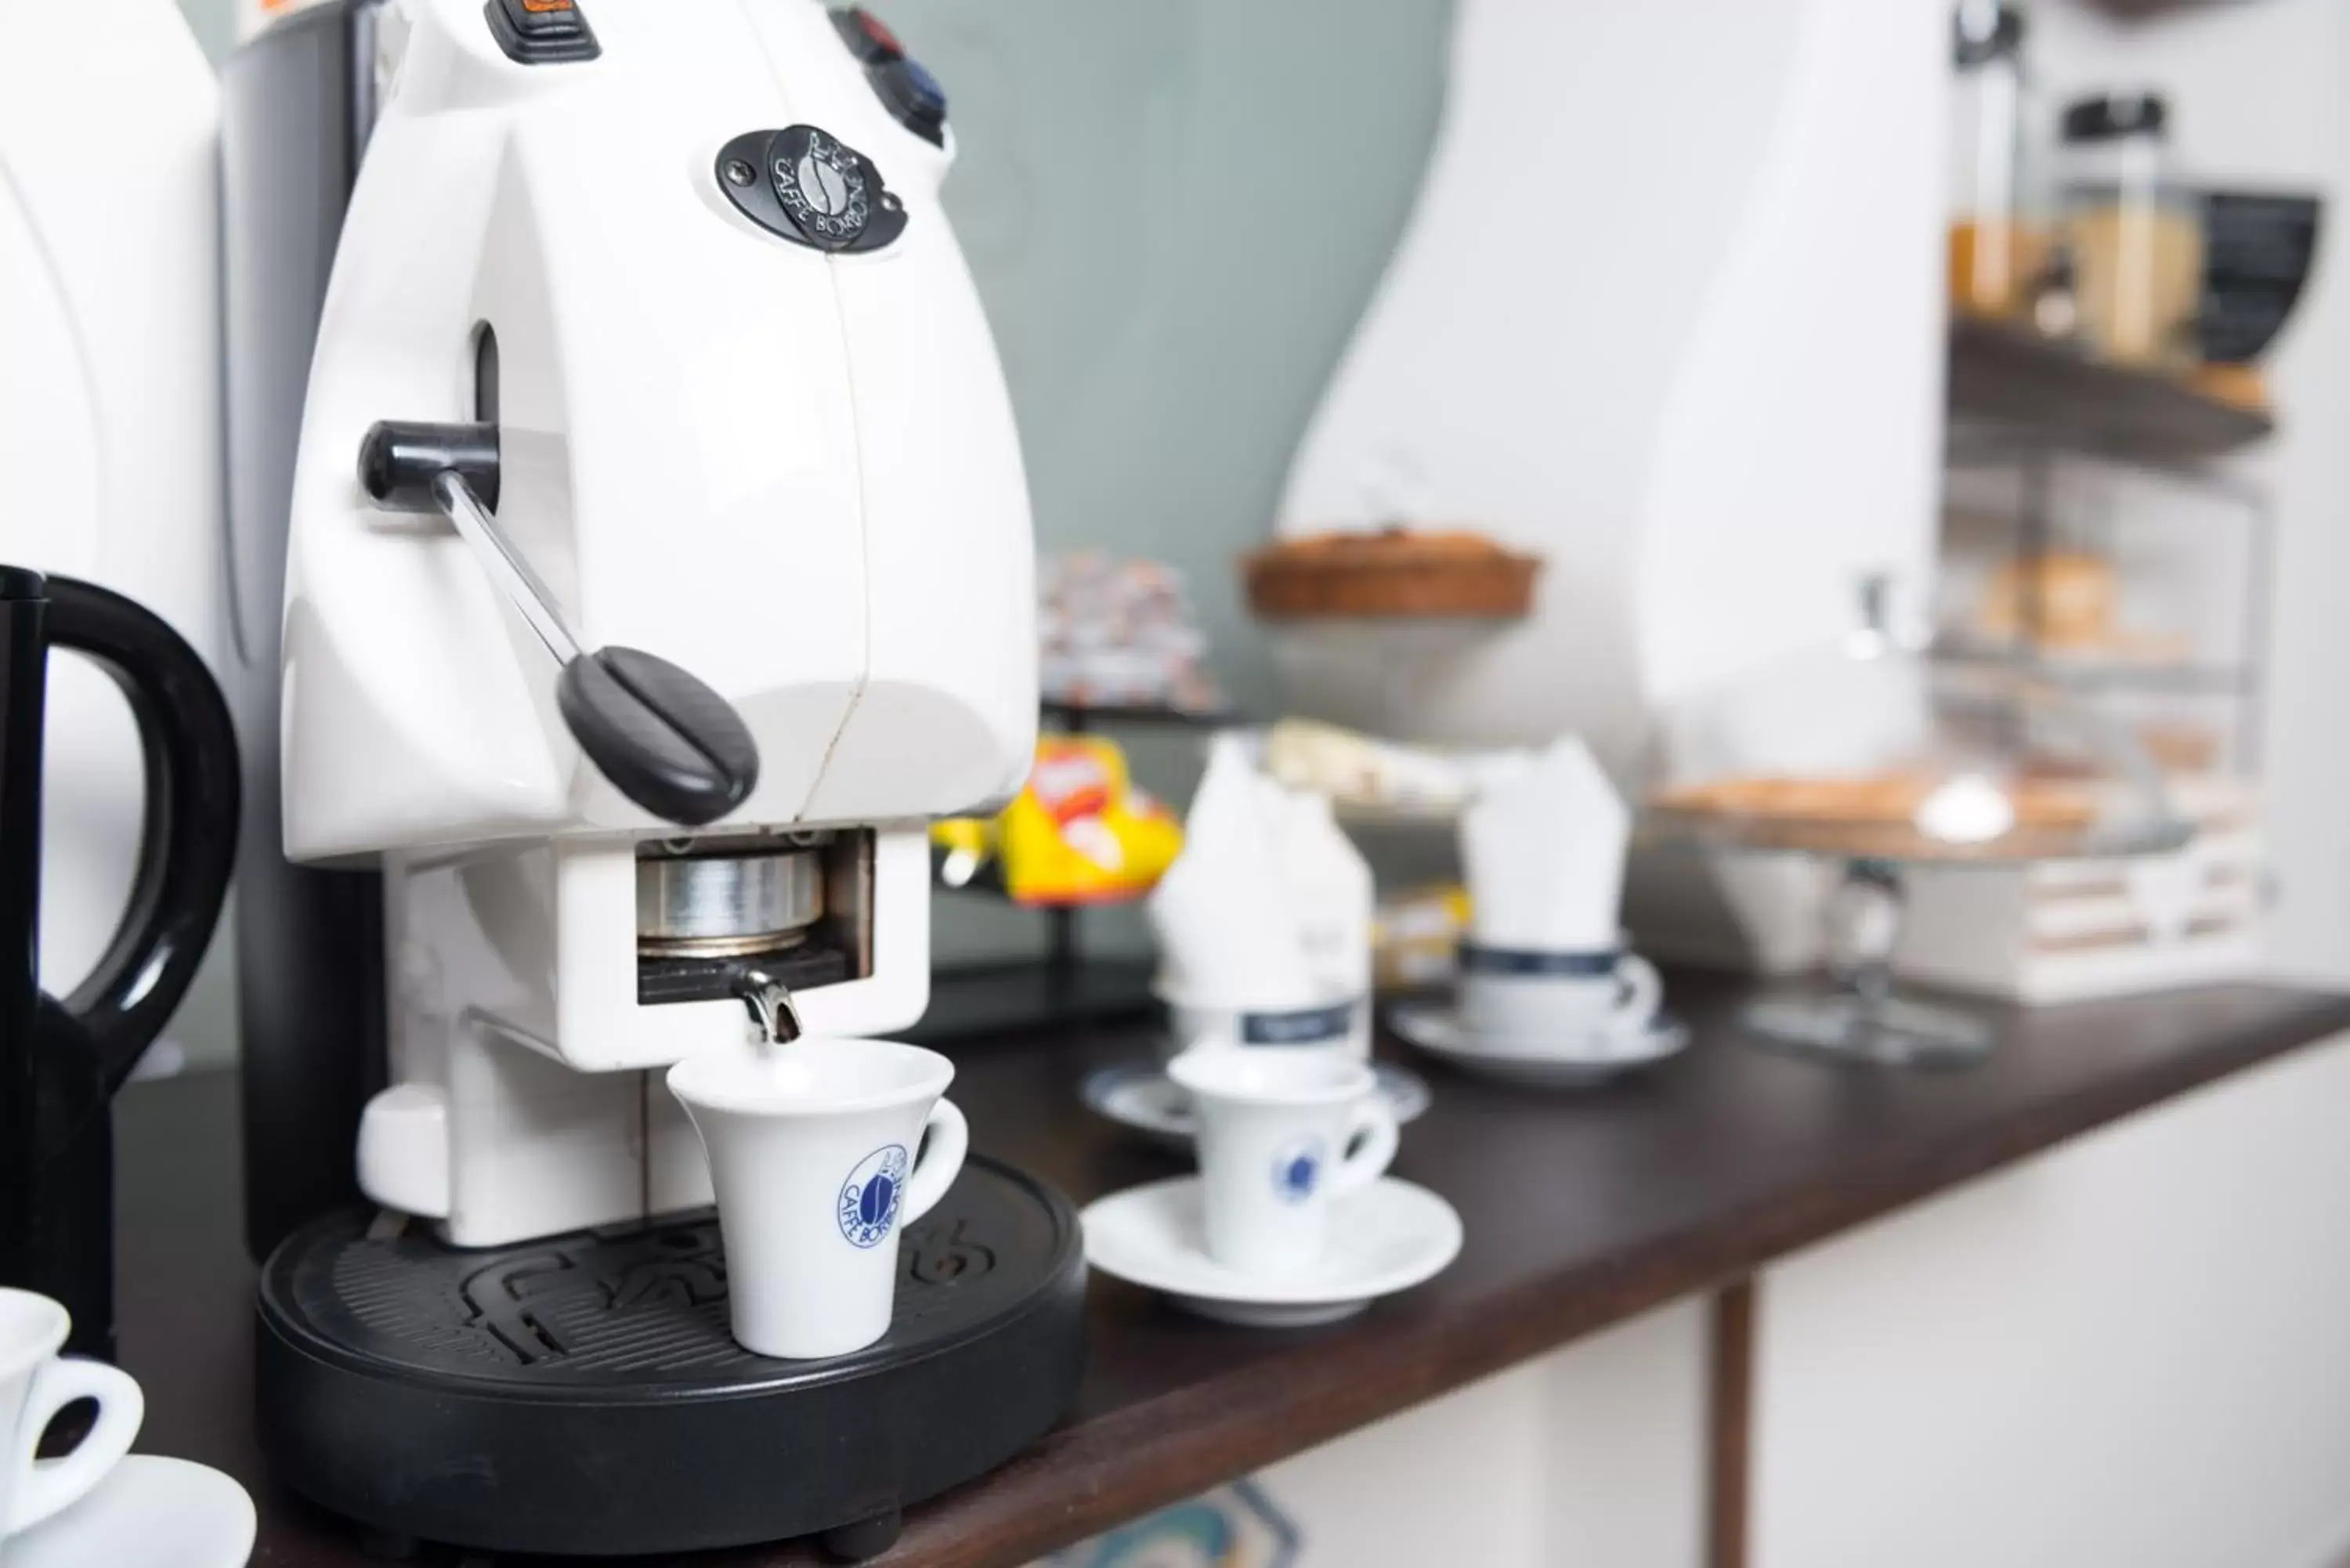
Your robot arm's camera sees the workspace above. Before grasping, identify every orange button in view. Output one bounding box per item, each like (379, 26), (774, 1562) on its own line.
(519, 0), (573, 12)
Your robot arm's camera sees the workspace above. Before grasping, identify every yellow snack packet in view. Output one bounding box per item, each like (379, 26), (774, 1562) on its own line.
(995, 735), (1184, 907)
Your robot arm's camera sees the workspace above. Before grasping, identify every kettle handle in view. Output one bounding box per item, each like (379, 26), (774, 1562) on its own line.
(43, 576), (240, 1091)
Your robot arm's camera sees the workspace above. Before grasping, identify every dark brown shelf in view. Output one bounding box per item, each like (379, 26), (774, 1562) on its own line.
(1934, 644), (2257, 693)
(2083, 0), (2254, 16)
(1040, 699), (1238, 730)
(118, 974), (2350, 1568)
(1947, 316), (2274, 464)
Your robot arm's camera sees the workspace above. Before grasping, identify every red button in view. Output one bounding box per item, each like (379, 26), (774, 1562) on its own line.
(858, 11), (902, 57)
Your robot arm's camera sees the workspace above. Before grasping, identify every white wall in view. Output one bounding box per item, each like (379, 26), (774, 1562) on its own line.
(1753, 1031), (2350, 1568)
(1254, 1299), (1708, 1568)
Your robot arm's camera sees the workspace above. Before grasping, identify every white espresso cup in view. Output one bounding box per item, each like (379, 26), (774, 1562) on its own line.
(1166, 1050), (1400, 1277)
(1457, 943), (1661, 1054)
(0, 1290), (143, 1541)
(668, 1038), (970, 1361)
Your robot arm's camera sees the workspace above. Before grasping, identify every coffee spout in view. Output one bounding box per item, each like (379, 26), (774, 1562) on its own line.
(735, 968), (803, 1046)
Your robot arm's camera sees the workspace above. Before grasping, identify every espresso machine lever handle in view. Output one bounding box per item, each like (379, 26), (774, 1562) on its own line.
(430, 468), (580, 664)
(357, 421), (761, 828)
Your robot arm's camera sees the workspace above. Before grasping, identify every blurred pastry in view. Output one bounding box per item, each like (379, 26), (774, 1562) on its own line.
(1651, 771), (2098, 831)
(2136, 722), (2221, 775)
(1976, 551), (2116, 649)
(1262, 718), (1469, 810)
(1242, 526), (1541, 620)
(1039, 552), (1222, 713)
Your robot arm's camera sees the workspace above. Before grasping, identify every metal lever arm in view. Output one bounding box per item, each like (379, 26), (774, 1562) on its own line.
(356, 420), (761, 828)
(432, 470), (581, 664)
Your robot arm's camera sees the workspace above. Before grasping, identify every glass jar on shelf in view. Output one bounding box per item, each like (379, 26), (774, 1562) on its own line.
(1947, 1), (2044, 323)
(2060, 92), (2203, 367)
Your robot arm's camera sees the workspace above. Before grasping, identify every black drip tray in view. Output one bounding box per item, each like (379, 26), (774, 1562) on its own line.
(256, 1157), (1086, 1558)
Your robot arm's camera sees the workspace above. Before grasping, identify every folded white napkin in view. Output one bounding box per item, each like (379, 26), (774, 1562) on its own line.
(1459, 735), (1629, 951)
(1258, 779), (1373, 1004)
(1148, 737), (1320, 1007)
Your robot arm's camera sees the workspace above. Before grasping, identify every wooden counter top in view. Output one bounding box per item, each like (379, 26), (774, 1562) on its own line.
(116, 975), (2350, 1567)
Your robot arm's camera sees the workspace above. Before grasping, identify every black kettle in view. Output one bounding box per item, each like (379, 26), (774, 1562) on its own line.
(0, 566), (238, 1360)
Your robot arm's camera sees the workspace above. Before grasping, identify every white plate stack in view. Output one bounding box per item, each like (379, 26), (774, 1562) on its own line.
(1894, 777), (2265, 1005)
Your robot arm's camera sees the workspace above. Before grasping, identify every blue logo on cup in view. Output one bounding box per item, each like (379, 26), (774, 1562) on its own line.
(838, 1144), (910, 1248)
(1271, 1136), (1326, 1205)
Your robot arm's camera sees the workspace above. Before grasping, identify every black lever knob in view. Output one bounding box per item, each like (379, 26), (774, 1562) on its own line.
(558, 648), (759, 828)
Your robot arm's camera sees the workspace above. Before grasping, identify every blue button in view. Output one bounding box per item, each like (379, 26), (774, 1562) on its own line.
(902, 56), (947, 115)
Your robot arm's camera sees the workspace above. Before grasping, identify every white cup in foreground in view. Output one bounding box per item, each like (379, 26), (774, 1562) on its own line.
(1155, 984), (1368, 1067)
(0, 1289), (143, 1540)
(1166, 1050), (1400, 1278)
(1458, 944), (1661, 1053)
(668, 1038), (970, 1360)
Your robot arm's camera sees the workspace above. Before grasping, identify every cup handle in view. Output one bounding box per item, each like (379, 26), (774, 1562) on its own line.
(6, 1357), (143, 1533)
(898, 1098), (971, 1229)
(1613, 953), (1663, 1031)
(1327, 1096), (1400, 1200)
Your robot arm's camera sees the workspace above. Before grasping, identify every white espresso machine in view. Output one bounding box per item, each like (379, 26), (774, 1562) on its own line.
(225, 1), (1083, 1555)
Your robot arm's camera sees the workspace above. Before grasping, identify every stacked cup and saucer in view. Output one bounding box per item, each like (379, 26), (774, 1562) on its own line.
(1390, 738), (1690, 1089)
(1081, 737), (1459, 1324)
(1083, 735), (1430, 1149)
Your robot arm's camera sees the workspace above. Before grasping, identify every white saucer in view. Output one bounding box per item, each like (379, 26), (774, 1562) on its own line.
(1082, 1175), (1462, 1327)
(1082, 1061), (1432, 1151)
(6, 1455), (255, 1568)
(1389, 1003), (1690, 1089)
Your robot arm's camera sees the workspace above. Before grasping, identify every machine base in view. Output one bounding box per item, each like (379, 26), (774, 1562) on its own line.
(256, 1158), (1086, 1558)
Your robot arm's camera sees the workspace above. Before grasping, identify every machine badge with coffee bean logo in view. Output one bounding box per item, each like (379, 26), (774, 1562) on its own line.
(716, 125), (909, 254)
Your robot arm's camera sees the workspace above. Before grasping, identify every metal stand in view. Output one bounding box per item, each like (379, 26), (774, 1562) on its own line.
(1741, 859), (1994, 1068)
